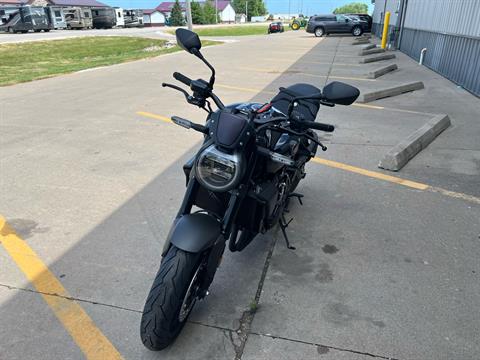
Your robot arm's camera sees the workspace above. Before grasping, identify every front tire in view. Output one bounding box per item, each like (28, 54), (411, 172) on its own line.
(140, 246), (202, 351)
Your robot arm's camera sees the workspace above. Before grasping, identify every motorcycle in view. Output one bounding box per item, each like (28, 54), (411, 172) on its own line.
(140, 29), (360, 351)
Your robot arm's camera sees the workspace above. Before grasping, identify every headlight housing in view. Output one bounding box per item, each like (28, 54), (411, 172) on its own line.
(195, 145), (244, 192)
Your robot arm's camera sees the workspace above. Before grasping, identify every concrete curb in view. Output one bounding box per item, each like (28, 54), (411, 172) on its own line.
(358, 48), (385, 56)
(379, 114), (451, 171)
(352, 39), (370, 45)
(367, 63), (398, 79)
(352, 41), (370, 45)
(359, 53), (396, 63)
(358, 81), (424, 103)
(362, 44), (376, 50)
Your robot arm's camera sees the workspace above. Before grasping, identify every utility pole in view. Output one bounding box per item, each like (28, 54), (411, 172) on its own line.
(185, 0), (193, 30)
(245, 1), (248, 22)
(215, 0), (218, 23)
(288, 0), (291, 20)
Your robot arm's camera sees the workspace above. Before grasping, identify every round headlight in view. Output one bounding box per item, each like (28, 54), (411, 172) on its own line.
(195, 145), (244, 192)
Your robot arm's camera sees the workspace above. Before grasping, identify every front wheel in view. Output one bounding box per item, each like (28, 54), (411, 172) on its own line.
(140, 246), (203, 351)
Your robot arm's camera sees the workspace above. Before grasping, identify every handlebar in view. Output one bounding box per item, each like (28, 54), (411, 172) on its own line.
(306, 122), (335, 132)
(173, 72), (192, 87)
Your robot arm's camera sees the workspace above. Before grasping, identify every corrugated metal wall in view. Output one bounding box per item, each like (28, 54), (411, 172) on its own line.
(400, 28), (480, 96)
(371, 0), (480, 96)
(403, 0), (480, 37)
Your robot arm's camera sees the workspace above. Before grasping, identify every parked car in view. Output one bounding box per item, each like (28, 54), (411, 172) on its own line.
(345, 13), (372, 32)
(91, 7), (116, 29)
(268, 22), (284, 34)
(64, 7), (92, 29)
(0, 6), (51, 33)
(306, 14), (366, 37)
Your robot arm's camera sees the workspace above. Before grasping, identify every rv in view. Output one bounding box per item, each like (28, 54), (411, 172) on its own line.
(114, 7), (124, 27)
(91, 7), (115, 29)
(45, 6), (66, 30)
(123, 9), (144, 28)
(0, 6), (51, 33)
(63, 7), (92, 29)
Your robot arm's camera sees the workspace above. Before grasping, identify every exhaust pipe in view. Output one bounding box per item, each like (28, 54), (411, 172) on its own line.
(419, 48), (427, 65)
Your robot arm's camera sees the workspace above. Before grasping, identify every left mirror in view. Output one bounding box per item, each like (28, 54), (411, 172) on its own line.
(176, 28), (202, 54)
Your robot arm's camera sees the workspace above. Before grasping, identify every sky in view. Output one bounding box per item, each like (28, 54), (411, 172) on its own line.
(102, 0), (373, 16)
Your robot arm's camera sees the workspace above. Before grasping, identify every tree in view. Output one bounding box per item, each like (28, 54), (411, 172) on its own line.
(203, 0), (218, 24)
(232, 0), (267, 20)
(190, 0), (204, 24)
(333, 2), (369, 14)
(169, 0), (185, 26)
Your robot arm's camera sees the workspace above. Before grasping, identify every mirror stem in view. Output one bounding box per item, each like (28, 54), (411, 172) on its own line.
(192, 48), (216, 88)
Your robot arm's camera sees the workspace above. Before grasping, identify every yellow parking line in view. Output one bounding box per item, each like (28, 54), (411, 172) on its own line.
(137, 111), (480, 204)
(311, 157), (429, 190)
(216, 83), (276, 95)
(136, 111), (171, 123)
(0, 216), (123, 360)
(235, 66), (375, 82)
(352, 103), (385, 110)
(214, 84), (430, 115)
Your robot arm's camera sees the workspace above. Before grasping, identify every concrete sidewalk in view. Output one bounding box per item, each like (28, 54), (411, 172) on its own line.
(1, 31), (479, 360)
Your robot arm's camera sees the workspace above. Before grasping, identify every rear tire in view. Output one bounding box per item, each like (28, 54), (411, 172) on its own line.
(140, 246), (202, 351)
(352, 26), (363, 36)
(314, 27), (324, 37)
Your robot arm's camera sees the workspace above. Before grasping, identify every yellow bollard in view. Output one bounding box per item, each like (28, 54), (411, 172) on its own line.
(381, 11), (391, 49)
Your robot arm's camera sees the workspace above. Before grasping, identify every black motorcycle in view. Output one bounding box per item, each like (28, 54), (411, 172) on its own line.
(140, 29), (360, 351)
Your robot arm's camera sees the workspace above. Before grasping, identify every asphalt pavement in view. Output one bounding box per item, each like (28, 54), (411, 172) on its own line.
(1, 30), (479, 360)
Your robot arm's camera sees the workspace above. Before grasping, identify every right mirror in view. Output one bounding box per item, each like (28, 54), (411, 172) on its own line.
(175, 28), (202, 54)
(322, 81), (360, 105)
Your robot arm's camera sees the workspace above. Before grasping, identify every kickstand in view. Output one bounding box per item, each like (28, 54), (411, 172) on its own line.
(279, 215), (296, 250)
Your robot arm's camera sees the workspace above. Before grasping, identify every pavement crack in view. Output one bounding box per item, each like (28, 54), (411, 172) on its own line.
(250, 331), (400, 360)
(0, 283), (142, 313)
(230, 230), (279, 360)
(323, 37), (342, 86)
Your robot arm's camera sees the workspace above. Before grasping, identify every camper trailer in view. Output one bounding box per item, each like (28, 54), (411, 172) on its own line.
(123, 9), (144, 28)
(45, 6), (66, 30)
(0, 6), (51, 33)
(91, 7), (115, 29)
(64, 7), (92, 29)
(114, 7), (124, 27)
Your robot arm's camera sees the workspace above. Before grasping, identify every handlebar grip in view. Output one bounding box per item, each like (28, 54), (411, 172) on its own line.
(309, 122), (335, 132)
(173, 72), (192, 87)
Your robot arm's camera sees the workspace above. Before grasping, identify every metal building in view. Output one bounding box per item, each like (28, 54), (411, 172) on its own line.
(372, 0), (480, 96)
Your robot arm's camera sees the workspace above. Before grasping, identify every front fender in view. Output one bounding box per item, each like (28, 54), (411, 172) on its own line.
(163, 213), (222, 254)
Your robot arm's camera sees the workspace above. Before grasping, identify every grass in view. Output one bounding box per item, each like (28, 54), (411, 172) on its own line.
(0, 36), (218, 86)
(168, 24), (290, 37)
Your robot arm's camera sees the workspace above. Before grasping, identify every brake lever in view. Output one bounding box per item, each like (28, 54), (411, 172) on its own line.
(162, 82), (191, 101)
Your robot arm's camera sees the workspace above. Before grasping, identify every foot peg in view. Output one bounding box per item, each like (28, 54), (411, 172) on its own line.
(288, 192), (304, 206)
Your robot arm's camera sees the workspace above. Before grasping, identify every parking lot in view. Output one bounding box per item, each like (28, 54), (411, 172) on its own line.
(1, 29), (479, 360)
